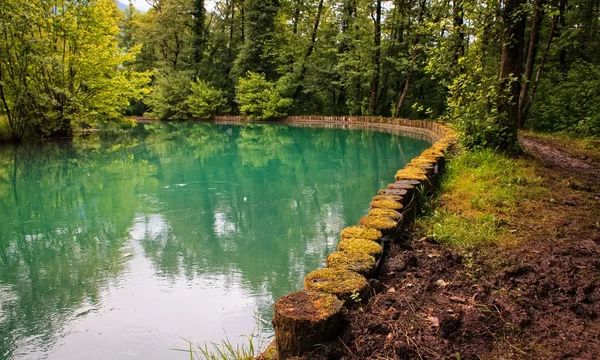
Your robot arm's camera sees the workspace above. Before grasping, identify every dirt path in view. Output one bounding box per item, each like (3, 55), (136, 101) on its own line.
(308, 134), (600, 359)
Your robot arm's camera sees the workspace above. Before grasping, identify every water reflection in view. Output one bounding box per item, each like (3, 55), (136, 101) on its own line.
(0, 123), (430, 359)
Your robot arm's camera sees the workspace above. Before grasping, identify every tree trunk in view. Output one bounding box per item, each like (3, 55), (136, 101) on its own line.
(558, 0), (567, 72)
(393, 0), (425, 117)
(292, 0), (324, 100)
(292, 0), (302, 35)
(452, 0), (465, 68)
(518, 0), (544, 127)
(497, 0), (527, 150)
(240, 0), (245, 42)
(523, 14), (559, 120)
(394, 73), (412, 117)
(367, 0), (382, 114)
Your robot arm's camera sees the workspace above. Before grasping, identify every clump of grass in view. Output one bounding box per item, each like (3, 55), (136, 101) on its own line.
(417, 148), (544, 250)
(175, 325), (268, 360)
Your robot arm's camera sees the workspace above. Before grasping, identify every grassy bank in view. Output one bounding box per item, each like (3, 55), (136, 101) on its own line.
(416, 147), (546, 250)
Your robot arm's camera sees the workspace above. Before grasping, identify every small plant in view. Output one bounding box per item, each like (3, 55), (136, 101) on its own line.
(350, 290), (363, 311)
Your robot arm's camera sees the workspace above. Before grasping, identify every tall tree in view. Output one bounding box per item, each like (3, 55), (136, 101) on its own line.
(367, 0), (382, 114)
(231, 0), (280, 80)
(518, 0), (544, 126)
(192, 0), (207, 69)
(497, 0), (527, 150)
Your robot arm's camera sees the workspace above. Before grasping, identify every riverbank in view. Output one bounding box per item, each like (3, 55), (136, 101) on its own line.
(304, 132), (600, 359)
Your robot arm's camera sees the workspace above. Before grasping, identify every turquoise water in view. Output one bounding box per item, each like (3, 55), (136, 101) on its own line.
(0, 123), (430, 359)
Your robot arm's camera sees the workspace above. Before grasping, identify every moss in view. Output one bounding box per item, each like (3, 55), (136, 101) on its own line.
(274, 290), (342, 321)
(259, 342), (278, 360)
(360, 215), (398, 234)
(409, 157), (437, 167)
(369, 207), (402, 221)
(326, 251), (376, 276)
(340, 226), (382, 241)
(370, 199), (403, 211)
(304, 268), (369, 302)
(373, 194), (403, 203)
(395, 167), (428, 181)
(338, 238), (383, 258)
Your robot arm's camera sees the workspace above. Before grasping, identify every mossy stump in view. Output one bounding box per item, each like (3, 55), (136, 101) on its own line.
(272, 290), (343, 359)
(340, 226), (382, 242)
(304, 268), (369, 302)
(368, 207), (402, 221)
(395, 167), (428, 182)
(359, 215), (399, 238)
(326, 251), (376, 277)
(378, 188), (407, 197)
(338, 238), (384, 259)
(370, 199), (403, 211)
(372, 194), (403, 203)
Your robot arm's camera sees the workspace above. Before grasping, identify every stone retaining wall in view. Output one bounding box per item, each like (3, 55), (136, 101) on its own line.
(212, 116), (457, 359)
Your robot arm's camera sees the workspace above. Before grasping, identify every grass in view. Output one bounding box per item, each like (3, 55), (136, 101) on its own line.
(174, 329), (268, 360)
(416, 147), (545, 250)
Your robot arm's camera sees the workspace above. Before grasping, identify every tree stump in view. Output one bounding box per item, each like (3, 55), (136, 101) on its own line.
(340, 226), (382, 242)
(304, 268), (369, 302)
(326, 251), (376, 277)
(338, 238), (383, 259)
(273, 290), (343, 359)
(359, 215), (399, 238)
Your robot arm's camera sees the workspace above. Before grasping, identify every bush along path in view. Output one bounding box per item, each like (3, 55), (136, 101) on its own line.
(293, 133), (600, 359)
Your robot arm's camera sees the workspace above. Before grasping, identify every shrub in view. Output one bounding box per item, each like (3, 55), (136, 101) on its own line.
(147, 70), (193, 121)
(235, 72), (292, 120)
(186, 80), (228, 120)
(528, 61), (600, 138)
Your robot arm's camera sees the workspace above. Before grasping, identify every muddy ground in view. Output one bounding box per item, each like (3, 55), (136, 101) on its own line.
(306, 134), (600, 359)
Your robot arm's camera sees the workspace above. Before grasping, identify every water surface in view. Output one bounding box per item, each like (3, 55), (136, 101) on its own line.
(0, 123), (430, 359)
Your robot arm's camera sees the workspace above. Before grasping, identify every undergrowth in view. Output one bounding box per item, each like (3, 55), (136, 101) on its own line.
(416, 148), (545, 250)
(173, 325), (268, 360)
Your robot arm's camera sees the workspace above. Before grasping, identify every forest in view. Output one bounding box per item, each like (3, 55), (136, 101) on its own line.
(1, 0), (599, 149)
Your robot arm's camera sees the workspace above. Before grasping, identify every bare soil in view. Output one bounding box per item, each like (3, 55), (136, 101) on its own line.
(305, 134), (600, 359)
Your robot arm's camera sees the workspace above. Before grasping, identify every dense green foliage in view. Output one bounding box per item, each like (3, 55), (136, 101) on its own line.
(188, 79), (229, 119)
(0, 0), (150, 140)
(1, 0), (598, 143)
(235, 72), (292, 120)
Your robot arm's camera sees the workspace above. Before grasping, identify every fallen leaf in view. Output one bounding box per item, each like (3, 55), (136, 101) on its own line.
(426, 316), (440, 327)
(388, 287), (396, 293)
(435, 279), (449, 288)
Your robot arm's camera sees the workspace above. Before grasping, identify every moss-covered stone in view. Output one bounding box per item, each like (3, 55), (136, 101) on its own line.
(369, 207), (402, 221)
(326, 251), (376, 276)
(304, 268), (369, 302)
(370, 199), (403, 211)
(340, 226), (382, 241)
(359, 215), (398, 236)
(338, 237), (384, 258)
